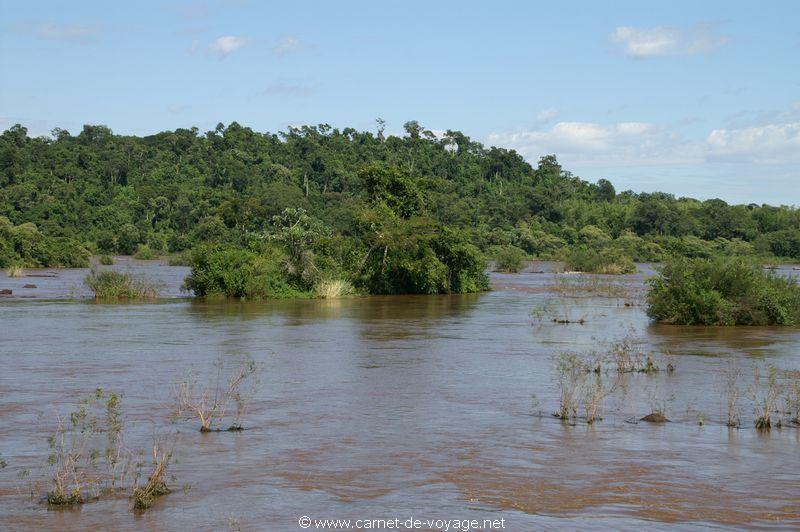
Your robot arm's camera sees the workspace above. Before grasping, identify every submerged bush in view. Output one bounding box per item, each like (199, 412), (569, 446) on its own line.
(85, 270), (159, 299)
(646, 256), (800, 325)
(133, 245), (157, 260)
(357, 219), (489, 295)
(174, 356), (261, 431)
(491, 245), (527, 273)
(184, 246), (309, 299)
(131, 440), (173, 510)
(564, 246), (635, 274)
(98, 254), (115, 265)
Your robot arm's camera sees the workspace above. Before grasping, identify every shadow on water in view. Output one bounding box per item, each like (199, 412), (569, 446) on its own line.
(647, 322), (800, 358)
(185, 292), (483, 322)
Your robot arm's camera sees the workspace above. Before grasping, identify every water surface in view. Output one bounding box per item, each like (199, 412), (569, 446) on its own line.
(1, 263), (799, 530)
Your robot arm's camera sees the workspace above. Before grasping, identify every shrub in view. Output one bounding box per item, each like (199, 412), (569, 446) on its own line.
(85, 270), (160, 299)
(133, 245), (157, 260)
(116, 224), (140, 255)
(358, 220), (489, 295)
(613, 231), (664, 262)
(99, 254), (115, 265)
(491, 245), (527, 273)
(564, 246), (635, 274)
(174, 356), (261, 431)
(131, 440), (172, 510)
(184, 246), (309, 299)
(167, 251), (191, 266)
(0, 217), (90, 267)
(646, 256), (800, 325)
(45, 389), (131, 506)
(751, 364), (781, 430)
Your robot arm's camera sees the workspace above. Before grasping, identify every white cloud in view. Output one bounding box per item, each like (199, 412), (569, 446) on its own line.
(488, 121), (693, 166)
(208, 35), (249, 59)
(487, 104), (800, 204)
(707, 122), (800, 163)
(610, 24), (728, 58)
(273, 35), (310, 57)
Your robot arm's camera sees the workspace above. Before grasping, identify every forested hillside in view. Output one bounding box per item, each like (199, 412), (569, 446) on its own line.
(1, 121), (798, 294)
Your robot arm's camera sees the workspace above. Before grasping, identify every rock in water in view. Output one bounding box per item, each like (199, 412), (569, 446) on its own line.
(640, 412), (669, 423)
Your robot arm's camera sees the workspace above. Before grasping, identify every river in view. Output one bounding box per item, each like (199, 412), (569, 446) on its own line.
(1, 260), (799, 530)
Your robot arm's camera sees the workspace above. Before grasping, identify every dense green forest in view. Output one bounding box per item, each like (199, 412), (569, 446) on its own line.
(1, 121), (799, 296)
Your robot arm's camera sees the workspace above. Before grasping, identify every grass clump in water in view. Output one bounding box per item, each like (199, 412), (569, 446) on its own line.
(98, 254), (115, 265)
(313, 278), (354, 299)
(564, 247), (635, 275)
(647, 256), (800, 325)
(85, 269), (159, 299)
(7, 264), (24, 277)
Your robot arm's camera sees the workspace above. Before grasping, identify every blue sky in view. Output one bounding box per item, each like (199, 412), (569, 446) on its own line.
(1, 1), (798, 205)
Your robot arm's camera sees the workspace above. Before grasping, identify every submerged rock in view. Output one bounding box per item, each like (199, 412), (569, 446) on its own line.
(0, 289), (11, 295)
(640, 412), (669, 423)
(23, 284), (37, 288)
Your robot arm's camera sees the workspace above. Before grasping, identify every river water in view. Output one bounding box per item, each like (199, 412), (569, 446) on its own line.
(1, 261), (799, 530)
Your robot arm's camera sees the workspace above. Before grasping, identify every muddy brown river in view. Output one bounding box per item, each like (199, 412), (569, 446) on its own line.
(1, 260), (799, 530)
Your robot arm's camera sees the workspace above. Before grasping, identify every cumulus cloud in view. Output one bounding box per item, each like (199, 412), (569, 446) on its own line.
(14, 23), (101, 44)
(489, 104), (800, 171)
(488, 104), (800, 203)
(610, 24), (728, 58)
(488, 121), (695, 166)
(707, 122), (800, 163)
(208, 35), (249, 59)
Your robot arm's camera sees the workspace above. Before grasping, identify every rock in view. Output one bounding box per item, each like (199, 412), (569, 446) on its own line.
(23, 284), (37, 288)
(640, 412), (669, 423)
(0, 289), (11, 295)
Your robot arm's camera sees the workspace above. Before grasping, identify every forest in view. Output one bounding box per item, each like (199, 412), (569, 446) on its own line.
(1, 121), (799, 296)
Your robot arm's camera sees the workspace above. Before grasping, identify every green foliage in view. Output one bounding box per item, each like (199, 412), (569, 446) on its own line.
(0, 121), (797, 283)
(98, 254), (115, 265)
(85, 270), (159, 299)
(646, 257), (800, 325)
(491, 244), (527, 273)
(116, 224), (140, 255)
(0, 216), (89, 267)
(564, 246), (635, 274)
(133, 245), (157, 260)
(356, 216), (489, 295)
(183, 246), (309, 299)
